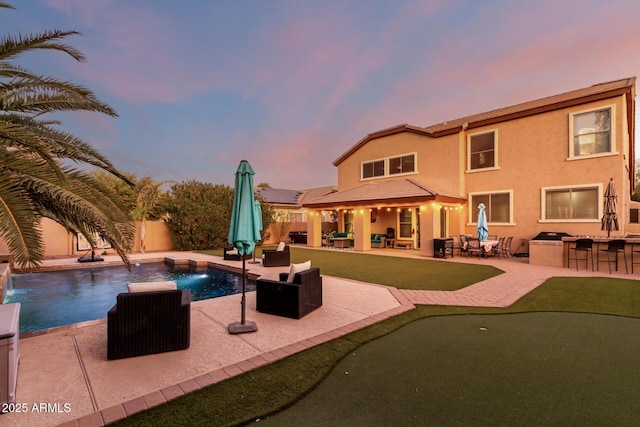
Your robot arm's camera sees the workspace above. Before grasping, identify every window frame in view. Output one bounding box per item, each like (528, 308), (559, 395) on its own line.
(467, 190), (514, 225)
(466, 129), (499, 172)
(540, 183), (603, 223)
(568, 104), (617, 160)
(360, 152), (417, 181)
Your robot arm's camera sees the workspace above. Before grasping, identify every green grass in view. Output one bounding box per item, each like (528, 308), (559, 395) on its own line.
(204, 246), (502, 291)
(111, 252), (640, 427)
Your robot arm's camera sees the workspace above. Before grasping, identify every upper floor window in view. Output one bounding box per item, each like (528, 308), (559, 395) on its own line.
(468, 130), (497, 171)
(569, 106), (614, 158)
(361, 153), (416, 180)
(389, 154), (415, 175)
(362, 159), (385, 179)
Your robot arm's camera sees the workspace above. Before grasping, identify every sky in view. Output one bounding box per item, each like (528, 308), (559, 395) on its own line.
(3, 0), (640, 189)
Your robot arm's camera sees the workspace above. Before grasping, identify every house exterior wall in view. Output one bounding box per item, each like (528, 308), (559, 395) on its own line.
(463, 96), (630, 246)
(337, 131), (461, 195)
(317, 83), (634, 259)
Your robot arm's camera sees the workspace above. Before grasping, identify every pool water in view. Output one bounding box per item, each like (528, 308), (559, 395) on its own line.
(3, 262), (255, 333)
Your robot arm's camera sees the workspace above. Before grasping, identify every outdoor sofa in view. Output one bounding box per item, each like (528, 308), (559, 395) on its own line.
(288, 231), (308, 244)
(223, 246), (251, 261)
(256, 266), (322, 319)
(371, 233), (386, 248)
(107, 288), (191, 360)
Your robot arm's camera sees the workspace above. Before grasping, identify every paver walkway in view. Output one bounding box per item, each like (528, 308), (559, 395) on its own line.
(398, 254), (640, 307)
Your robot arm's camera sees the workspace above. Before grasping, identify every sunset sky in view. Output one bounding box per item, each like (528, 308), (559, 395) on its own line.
(4, 0), (640, 189)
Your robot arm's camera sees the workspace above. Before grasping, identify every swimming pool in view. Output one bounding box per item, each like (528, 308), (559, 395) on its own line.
(3, 262), (256, 333)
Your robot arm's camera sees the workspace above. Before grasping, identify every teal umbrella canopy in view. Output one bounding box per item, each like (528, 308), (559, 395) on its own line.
(477, 203), (488, 241)
(228, 160), (263, 256)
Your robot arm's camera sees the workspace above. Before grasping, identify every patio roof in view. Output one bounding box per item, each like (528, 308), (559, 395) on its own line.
(301, 178), (465, 209)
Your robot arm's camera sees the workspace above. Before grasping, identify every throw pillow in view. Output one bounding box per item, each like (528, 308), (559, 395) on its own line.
(127, 281), (178, 293)
(287, 260), (311, 283)
(277, 241), (286, 251)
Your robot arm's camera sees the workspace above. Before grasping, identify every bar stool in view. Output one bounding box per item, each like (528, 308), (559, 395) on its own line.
(631, 243), (640, 273)
(598, 239), (627, 274)
(567, 238), (594, 271)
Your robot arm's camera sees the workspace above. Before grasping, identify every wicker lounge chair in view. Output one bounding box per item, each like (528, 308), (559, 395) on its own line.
(107, 289), (191, 360)
(256, 267), (322, 319)
(262, 244), (291, 267)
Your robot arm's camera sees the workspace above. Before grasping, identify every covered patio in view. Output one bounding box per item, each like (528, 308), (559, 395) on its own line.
(302, 178), (467, 257)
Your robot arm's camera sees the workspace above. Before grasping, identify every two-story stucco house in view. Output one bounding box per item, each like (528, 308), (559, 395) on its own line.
(302, 77), (636, 259)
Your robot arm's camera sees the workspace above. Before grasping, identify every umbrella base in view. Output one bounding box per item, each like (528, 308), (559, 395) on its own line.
(228, 321), (258, 334)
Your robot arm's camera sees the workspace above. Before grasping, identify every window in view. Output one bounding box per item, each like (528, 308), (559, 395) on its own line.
(630, 208), (639, 224)
(389, 154), (415, 175)
(542, 185), (600, 221)
(570, 107), (613, 158)
(468, 130), (496, 171)
(362, 160), (385, 179)
(361, 153), (416, 180)
(469, 191), (512, 224)
(399, 208), (413, 238)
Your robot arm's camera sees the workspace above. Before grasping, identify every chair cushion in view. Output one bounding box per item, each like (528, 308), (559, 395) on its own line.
(127, 281), (178, 293)
(277, 241), (286, 251)
(287, 260), (311, 283)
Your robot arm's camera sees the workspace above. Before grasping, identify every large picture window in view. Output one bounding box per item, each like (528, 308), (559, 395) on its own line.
(468, 130), (497, 171)
(469, 191), (512, 224)
(542, 185), (600, 221)
(570, 107), (613, 158)
(361, 153), (416, 180)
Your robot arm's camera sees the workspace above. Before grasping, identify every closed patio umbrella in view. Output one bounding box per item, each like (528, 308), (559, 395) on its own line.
(227, 160), (262, 334)
(601, 178), (618, 238)
(477, 203), (488, 242)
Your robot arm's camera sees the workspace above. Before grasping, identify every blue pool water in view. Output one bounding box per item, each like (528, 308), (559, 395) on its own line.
(3, 262), (255, 333)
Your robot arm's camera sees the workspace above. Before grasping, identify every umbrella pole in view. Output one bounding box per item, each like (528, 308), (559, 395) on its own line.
(241, 257), (246, 324)
(228, 255), (257, 334)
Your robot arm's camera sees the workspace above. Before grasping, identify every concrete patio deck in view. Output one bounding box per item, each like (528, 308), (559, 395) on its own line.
(2, 248), (638, 426)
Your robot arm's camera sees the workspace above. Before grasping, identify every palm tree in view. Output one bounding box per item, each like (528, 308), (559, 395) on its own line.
(131, 180), (171, 253)
(0, 4), (135, 267)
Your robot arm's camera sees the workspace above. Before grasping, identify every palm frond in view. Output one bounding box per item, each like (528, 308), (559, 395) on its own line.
(0, 30), (84, 62)
(0, 174), (43, 267)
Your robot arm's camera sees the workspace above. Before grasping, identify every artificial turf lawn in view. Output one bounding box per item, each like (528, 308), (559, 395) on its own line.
(206, 246), (503, 291)
(261, 312), (640, 426)
(112, 257), (640, 427)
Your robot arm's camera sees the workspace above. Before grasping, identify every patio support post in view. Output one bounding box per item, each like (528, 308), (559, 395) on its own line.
(307, 210), (323, 247)
(353, 208), (371, 251)
(419, 204), (437, 257)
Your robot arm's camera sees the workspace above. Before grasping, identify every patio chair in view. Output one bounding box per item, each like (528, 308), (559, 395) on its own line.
(466, 238), (483, 257)
(567, 238), (594, 271)
(597, 239), (627, 274)
(492, 237), (506, 257)
(107, 289), (191, 360)
(256, 267), (322, 319)
(262, 243), (291, 267)
(459, 234), (470, 255)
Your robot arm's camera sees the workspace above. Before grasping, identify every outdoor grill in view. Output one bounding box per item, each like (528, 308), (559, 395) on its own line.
(531, 231), (573, 241)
